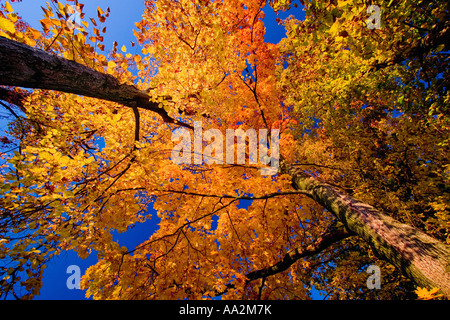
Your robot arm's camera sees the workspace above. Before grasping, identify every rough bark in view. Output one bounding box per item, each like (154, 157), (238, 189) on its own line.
(280, 160), (450, 298)
(0, 36), (191, 128)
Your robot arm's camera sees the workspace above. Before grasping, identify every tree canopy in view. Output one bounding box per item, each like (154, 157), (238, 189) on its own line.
(0, 0), (449, 300)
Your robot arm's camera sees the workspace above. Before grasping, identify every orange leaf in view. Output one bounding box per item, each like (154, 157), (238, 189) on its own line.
(134, 55), (142, 63)
(30, 28), (41, 40)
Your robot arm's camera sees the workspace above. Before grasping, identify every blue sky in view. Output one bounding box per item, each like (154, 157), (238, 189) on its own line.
(10, 0), (146, 51)
(3, 0), (308, 300)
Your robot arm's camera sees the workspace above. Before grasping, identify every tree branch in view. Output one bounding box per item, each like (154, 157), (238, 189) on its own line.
(0, 36), (192, 129)
(371, 19), (450, 71)
(125, 197), (239, 256)
(158, 189), (312, 200)
(245, 225), (353, 283)
(132, 106), (140, 145)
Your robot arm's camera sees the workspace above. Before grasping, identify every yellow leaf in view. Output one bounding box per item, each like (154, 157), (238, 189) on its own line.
(5, 2), (13, 13)
(38, 151), (53, 162)
(63, 190), (74, 198)
(120, 62), (128, 70)
(107, 60), (117, 69)
(76, 32), (86, 43)
(112, 113), (121, 123)
(0, 17), (15, 34)
(329, 20), (341, 36)
(24, 37), (37, 47)
(337, 0), (352, 8)
(57, 2), (64, 14)
(145, 46), (156, 55)
(121, 45), (127, 53)
(7, 13), (17, 23)
(163, 103), (171, 113)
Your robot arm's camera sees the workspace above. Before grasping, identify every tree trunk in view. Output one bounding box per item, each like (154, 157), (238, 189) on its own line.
(280, 160), (450, 298)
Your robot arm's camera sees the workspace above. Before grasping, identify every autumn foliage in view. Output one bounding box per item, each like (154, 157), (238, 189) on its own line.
(0, 0), (449, 300)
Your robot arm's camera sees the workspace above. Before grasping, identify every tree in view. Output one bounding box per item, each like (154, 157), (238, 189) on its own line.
(0, 0), (449, 300)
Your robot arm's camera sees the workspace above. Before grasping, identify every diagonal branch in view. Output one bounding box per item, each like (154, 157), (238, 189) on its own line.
(157, 189), (313, 200)
(0, 36), (192, 129)
(211, 225), (353, 297)
(245, 225), (353, 283)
